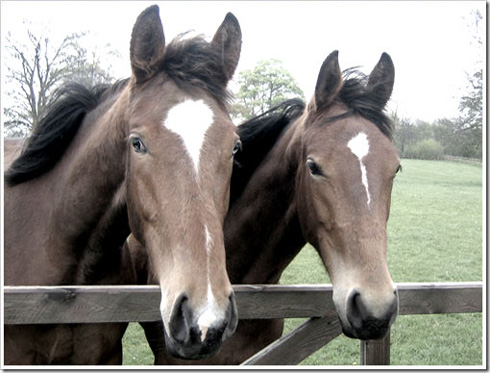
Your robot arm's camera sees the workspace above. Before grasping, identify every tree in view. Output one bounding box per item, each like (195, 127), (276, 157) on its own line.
(232, 59), (304, 120)
(459, 70), (482, 129)
(64, 42), (119, 88)
(393, 117), (431, 157)
(453, 9), (483, 159)
(392, 9), (484, 160)
(3, 26), (117, 136)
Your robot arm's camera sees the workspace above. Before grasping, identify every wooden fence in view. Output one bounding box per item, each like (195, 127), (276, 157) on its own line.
(4, 282), (483, 365)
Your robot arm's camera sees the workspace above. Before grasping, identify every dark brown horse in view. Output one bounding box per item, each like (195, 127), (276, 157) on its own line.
(4, 5), (242, 364)
(136, 50), (401, 364)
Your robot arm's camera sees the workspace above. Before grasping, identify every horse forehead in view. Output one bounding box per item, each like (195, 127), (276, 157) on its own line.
(309, 122), (395, 172)
(347, 132), (369, 159)
(163, 99), (216, 171)
(344, 129), (395, 168)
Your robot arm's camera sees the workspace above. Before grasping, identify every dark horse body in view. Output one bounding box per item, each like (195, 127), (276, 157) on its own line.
(4, 5), (242, 364)
(135, 51), (401, 364)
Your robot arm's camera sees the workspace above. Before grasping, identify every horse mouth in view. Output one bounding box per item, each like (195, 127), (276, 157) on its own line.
(340, 316), (392, 340)
(334, 286), (399, 340)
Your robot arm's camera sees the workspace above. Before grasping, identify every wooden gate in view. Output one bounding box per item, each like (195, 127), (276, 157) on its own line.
(4, 282), (483, 365)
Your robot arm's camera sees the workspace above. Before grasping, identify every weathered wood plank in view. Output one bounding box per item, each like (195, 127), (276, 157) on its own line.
(4, 285), (163, 324)
(234, 284), (333, 319)
(398, 282), (482, 315)
(242, 312), (342, 365)
(4, 282), (482, 325)
(360, 333), (391, 365)
(4, 285), (334, 324)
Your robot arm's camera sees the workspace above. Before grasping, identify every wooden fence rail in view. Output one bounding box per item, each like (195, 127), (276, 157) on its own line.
(4, 282), (483, 365)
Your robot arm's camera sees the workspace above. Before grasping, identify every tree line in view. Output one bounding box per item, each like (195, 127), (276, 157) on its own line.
(394, 10), (482, 161)
(393, 69), (482, 160)
(3, 25), (482, 161)
(232, 61), (482, 161)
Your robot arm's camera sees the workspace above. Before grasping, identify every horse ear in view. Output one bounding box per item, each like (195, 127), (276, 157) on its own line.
(367, 52), (395, 109)
(314, 50), (343, 110)
(130, 5), (166, 83)
(211, 13), (242, 82)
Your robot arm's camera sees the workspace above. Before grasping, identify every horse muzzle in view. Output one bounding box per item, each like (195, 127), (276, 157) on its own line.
(337, 287), (399, 340)
(163, 292), (238, 360)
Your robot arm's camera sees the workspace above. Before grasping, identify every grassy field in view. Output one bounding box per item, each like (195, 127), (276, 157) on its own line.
(122, 159), (484, 366)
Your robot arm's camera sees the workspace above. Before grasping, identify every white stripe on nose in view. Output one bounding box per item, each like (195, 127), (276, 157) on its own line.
(198, 225), (220, 342)
(347, 132), (371, 207)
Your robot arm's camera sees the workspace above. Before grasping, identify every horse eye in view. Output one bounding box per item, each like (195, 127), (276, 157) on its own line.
(232, 139), (242, 156)
(307, 158), (322, 176)
(396, 164), (402, 174)
(131, 137), (147, 154)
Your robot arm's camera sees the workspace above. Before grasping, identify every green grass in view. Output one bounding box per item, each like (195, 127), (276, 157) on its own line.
(123, 323), (155, 365)
(280, 159), (483, 366)
(123, 159), (483, 366)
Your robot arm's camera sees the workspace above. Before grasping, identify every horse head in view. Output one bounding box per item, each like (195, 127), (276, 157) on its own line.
(124, 6), (241, 359)
(296, 51), (400, 340)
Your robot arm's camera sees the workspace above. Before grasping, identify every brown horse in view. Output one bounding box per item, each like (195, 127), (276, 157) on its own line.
(136, 50), (401, 364)
(4, 5), (242, 364)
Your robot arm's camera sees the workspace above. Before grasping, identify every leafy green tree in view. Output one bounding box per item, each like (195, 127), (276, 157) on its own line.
(459, 69), (482, 130)
(232, 59), (304, 120)
(453, 9), (483, 159)
(405, 138), (444, 160)
(3, 27), (117, 136)
(393, 9), (483, 160)
(393, 117), (422, 157)
(455, 69), (482, 158)
(433, 118), (456, 153)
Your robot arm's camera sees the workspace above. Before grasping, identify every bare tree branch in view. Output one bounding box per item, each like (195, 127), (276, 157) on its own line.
(3, 28), (118, 136)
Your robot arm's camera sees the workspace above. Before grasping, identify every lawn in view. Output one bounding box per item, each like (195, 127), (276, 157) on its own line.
(123, 159), (484, 366)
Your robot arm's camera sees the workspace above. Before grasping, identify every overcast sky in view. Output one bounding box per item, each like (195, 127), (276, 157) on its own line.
(1, 1), (485, 123)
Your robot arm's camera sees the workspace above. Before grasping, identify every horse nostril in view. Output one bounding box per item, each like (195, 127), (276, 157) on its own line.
(344, 288), (399, 340)
(222, 293), (238, 341)
(389, 291), (399, 315)
(169, 293), (191, 344)
(347, 290), (368, 330)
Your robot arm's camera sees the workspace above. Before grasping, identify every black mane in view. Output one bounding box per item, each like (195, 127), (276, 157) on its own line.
(229, 68), (394, 202)
(230, 99), (305, 203)
(5, 80), (128, 186)
(161, 33), (232, 105)
(327, 68), (394, 139)
(5, 34), (233, 187)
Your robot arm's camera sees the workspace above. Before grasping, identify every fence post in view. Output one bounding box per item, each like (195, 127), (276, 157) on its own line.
(360, 331), (390, 365)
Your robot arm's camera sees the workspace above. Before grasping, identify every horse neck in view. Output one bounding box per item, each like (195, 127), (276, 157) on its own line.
(50, 89), (131, 284)
(224, 122), (305, 285)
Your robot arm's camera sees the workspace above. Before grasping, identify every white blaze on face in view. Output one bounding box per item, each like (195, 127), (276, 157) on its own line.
(161, 100), (221, 341)
(197, 225), (220, 342)
(347, 132), (371, 207)
(204, 226), (214, 300)
(163, 99), (214, 174)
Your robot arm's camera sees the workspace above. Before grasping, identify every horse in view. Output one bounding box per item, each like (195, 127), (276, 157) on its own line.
(4, 5), (242, 364)
(134, 50), (401, 364)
